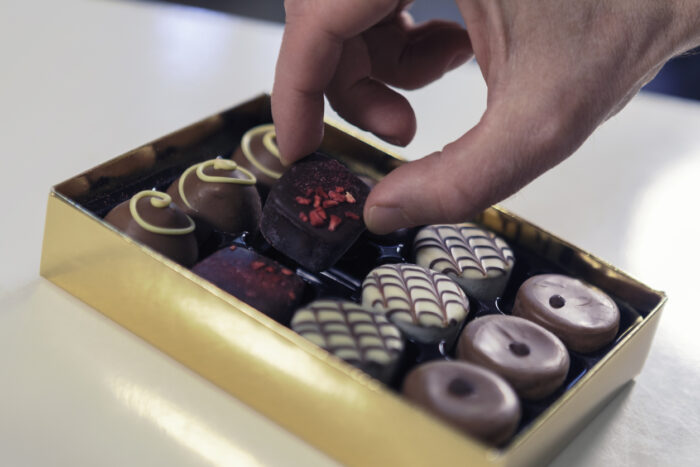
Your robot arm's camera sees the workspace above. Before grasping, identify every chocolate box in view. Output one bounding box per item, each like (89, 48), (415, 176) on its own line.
(40, 95), (666, 466)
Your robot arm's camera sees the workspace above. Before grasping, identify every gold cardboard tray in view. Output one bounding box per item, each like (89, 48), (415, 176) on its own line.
(40, 95), (666, 466)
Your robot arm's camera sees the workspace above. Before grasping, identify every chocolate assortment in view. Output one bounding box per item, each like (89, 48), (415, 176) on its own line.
(91, 120), (646, 448)
(231, 123), (286, 196)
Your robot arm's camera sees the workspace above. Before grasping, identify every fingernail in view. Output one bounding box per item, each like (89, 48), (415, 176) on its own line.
(367, 205), (407, 234)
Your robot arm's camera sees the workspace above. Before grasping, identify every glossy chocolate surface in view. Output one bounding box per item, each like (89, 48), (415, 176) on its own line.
(167, 159), (262, 237)
(512, 274), (620, 353)
(231, 123), (286, 195)
(403, 361), (521, 445)
(192, 245), (305, 324)
(261, 153), (370, 272)
(457, 315), (570, 400)
(104, 191), (198, 266)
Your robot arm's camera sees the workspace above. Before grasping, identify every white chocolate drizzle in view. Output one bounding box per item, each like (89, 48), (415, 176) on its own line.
(177, 158), (257, 209)
(240, 124), (284, 179)
(129, 190), (195, 235)
(362, 264), (469, 327)
(414, 223), (515, 279)
(291, 300), (403, 365)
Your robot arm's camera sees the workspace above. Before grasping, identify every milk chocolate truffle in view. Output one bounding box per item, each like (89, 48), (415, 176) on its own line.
(361, 264), (470, 343)
(403, 361), (521, 445)
(261, 153), (370, 272)
(414, 223), (515, 301)
(192, 246), (305, 324)
(512, 274), (620, 353)
(167, 158), (262, 237)
(457, 315), (570, 400)
(104, 190), (198, 266)
(232, 124), (285, 195)
(291, 299), (404, 382)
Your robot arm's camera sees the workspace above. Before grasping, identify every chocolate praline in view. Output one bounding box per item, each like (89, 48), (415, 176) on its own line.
(260, 153), (370, 272)
(457, 315), (570, 400)
(167, 158), (262, 238)
(361, 263), (470, 344)
(231, 124), (286, 196)
(403, 361), (521, 445)
(192, 245), (305, 324)
(512, 274), (620, 353)
(413, 223), (515, 301)
(104, 190), (198, 266)
(290, 299), (404, 383)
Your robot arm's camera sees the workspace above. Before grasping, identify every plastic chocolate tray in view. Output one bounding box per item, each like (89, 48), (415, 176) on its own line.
(41, 95), (666, 466)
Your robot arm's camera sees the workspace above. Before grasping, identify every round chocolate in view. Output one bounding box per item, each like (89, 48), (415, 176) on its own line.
(104, 190), (198, 266)
(413, 223), (515, 301)
(166, 158), (262, 237)
(361, 264), (470, 343)
(290, 299), (404, 383)
(457, 315), (570, 400)
(232, 123), (286, 193)
(512, 274), (620, 353)
(402, 361), (521, 445)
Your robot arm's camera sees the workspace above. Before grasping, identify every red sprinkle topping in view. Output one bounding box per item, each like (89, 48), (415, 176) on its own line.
(251, 261), (265, 270)
(328, 215), (342, 231)
(299, 212), (309, 222)
(295, 196), (311, 205)
(344, 211), (360, 220)
(265, 266), (275, 273)
(315, 207), (327, 220)
(316, 186), (329, 199)
(288, 291), (297, 300)
(329, 191), (345, 202)
(281, 268), (293, 276)
(345, 192), (356, 204)
(313, 195), (321, 208)
(229, 245), (237, 251)
(309, 210), (325, 226)
(322, 200), (339, 208)
(304, 188), (313, 197)
(335, 186), (345, 193)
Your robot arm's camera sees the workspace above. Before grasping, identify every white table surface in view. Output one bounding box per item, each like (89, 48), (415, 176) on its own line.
(1, 1), (699, 465)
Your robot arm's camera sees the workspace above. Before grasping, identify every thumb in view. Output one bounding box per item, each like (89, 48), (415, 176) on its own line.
(363, 102), (585, 234)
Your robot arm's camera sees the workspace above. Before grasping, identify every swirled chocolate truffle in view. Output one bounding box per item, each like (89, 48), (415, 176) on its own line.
(104, 190), (198, 266)
(403, 361), (521, 445)
(261, 153), (370, 272)
(290, 299), (404, 383)
(457, 315), (569, 400)
(361, 264), (470, 343)
(166, 158), (262, 238)
(512, 274), (620, 353)
(192, 246), (305, 324)
(232, 124), (286, 196)
(413, 223), (515, 301)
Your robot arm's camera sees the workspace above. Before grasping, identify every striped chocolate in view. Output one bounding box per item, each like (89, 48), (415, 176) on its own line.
(361, 264), (469, 343)
(413, 223), (515, 301)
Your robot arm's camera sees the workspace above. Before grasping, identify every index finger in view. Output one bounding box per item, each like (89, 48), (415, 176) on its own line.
(272, 0), (402, 164)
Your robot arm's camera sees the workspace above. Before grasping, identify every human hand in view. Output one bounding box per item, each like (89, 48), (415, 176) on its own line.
(272, 0), (700, 234)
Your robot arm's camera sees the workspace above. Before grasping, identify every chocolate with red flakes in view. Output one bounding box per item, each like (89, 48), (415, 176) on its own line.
(260, 153), (370, 272)
(192, 246), (306, 324)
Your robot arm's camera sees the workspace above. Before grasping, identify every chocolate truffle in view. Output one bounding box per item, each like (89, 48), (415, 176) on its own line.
(361, 263), (470, 344)
(104, 190), (198, 266)
(166, 158), (262, 237)
(261, 153), (370, 272)
(512, 274), (620, 353)
(290, 299), (404, 383)
(192, 245), (305, 324)
(232, 124), (286, 195)
(414, 223), (515, 301)
(403, 361), (521, 445)
(457, 315), (570, 400)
